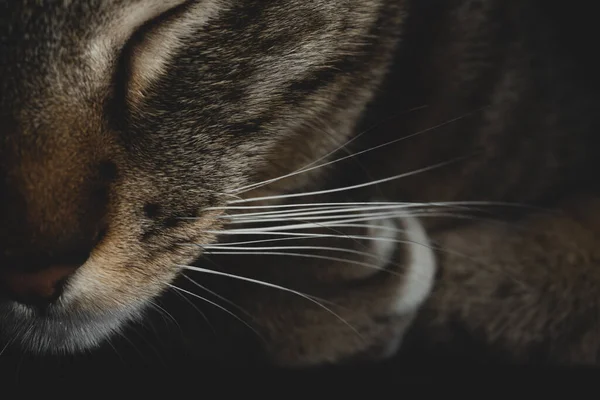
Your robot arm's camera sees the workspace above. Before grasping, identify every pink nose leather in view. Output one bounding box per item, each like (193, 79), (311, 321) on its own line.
(0, 264), (78, 304)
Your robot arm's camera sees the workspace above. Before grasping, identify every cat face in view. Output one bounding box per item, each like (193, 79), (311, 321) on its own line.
(0, 0), (404, 353)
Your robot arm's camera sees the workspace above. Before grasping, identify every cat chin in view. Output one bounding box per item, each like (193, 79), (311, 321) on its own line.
(0, 300), (142, 354)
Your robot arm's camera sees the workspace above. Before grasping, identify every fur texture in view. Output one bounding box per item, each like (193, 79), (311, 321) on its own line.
(0, 0), (599, 367)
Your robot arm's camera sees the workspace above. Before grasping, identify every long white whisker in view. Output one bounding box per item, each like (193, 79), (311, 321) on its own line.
(231, 105), (430, 195)
(202, 244), (388, 256)
(202, 249), (399, 276)
(179, 265), (363, 339)
(203, 189), (243, 201)
(0, 338), (13, 358)
(115, 330), (148, 360)
(207, 211), (460, 233)
(207, 229), (405, 243)
(216, 204), (422, 220)
(167, 283), (265, 342)
(204, 222), (483, 263)
(201, 225), (406, 248)
(202, 213), (488, 258)
(204, 201), (408, 212)
(181, 274), (257, 323)
(218, 209), (450, 225)
(170, 286), (216, 334)
(195, 236), (317, 247)
(229, 156), (471, 204)
(203, 244), (403, 274)
(220, 209), (497, 229)
(147, 300), (182, 332)
(212, 202), (504, 222)
(231, 108), (476, 195)
(203, 199), (550, 214)
(275, 222), (484, 262)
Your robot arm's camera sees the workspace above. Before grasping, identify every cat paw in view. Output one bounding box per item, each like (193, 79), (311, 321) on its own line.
(363, 210), (436, 315)
(393, 215), (436, 315)
(364, 213), (437, 358)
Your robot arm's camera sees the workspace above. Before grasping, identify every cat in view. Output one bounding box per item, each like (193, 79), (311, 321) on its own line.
(0, 0), (420, 358)
(0, 0), (599, 368)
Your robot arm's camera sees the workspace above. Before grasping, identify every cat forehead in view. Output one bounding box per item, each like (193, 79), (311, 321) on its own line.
(0, 0), (192, 104)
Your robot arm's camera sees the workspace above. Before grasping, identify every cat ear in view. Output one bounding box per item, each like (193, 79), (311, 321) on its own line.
(86, 0), (220, 104)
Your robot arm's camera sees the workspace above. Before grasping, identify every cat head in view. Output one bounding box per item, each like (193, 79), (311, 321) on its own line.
(0, 0), (404, 354)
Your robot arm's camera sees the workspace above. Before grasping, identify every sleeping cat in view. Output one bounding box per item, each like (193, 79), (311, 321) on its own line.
(0, 0), (599, 368)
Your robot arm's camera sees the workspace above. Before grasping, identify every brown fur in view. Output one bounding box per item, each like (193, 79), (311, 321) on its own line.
(1, 0), (599, 368)
(409, 194), (600, 365)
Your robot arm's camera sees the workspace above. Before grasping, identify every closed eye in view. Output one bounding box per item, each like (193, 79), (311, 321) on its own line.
(103, 0), (199, 125)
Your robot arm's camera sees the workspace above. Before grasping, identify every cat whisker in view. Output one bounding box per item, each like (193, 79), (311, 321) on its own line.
(105, 338), (126, 366)
(205, 210), (413, 258)
(194, 235), (322, 247)
(203, 237), (469, 265)
(228, 156), (473, 204)
(207, 211), (456, 233)
(170, 286), (216, 335)
(181, 274), (258, 324)
(229, 104), (429, 196)
(214, 205), (490, 223)
(209, 203), (557, 234)
(200, 241), (438, 285)
(223, 208), (401, 254)
(147, 300), (182, 332)
(219, 208), (458, 225)
(203, 221), (485, 262)
(204, 201), (407, 212)
(197, 238), (366, 311)
(140, 307), (164, 340)
(203, 199), (552, 214)
(167, 283), (266, 343)
(203, 188), (243, 201)
(216, 204), (422, 220)
(0, 338), (13, 358)
(179, 248), (258, 330)
(198, 230), (525, 291)
(206, 246), (402, 276)
(222, 212), (418, 225)
(115, 329), (150, 361)
(230, 106), (475, 196)
(203, 244), (392, 257)
(221, 208), (530, 231)
(178, 265), (364, 340)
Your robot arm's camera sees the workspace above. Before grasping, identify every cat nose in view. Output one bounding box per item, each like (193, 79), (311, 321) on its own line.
(0, 159), (114, 308)
(0, 264), (79, 308)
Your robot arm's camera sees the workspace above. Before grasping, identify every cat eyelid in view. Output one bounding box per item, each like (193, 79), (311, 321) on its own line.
(86, 1), (191, 83)
(116, 1), (217, 106)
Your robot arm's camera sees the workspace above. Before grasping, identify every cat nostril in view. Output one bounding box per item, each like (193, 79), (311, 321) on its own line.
(0, 264), (79, 308)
